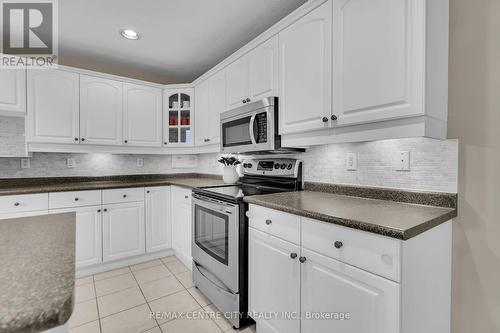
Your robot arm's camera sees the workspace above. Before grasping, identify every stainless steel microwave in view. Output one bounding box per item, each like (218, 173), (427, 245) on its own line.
(220, 97), (304, 154)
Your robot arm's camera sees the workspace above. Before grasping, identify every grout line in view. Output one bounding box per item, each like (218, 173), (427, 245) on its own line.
(130, 266), (163, 333)
(92, 275), (103, 333)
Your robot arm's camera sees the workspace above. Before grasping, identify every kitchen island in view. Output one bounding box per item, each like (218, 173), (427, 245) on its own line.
(0, 213), (76, 333)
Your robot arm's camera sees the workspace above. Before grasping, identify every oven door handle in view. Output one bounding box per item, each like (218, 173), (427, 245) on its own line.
(193, 197), (235, 214)
(249, 114), (257, 145)
(194, 262), (235, 296)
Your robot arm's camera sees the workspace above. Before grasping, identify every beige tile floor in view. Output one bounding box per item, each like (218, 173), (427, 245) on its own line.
(70, 256), (256, 333)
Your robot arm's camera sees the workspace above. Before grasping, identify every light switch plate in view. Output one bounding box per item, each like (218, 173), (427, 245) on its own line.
(396, 151), (410, 171)
(346, 152), (357, 171)
(20, 158), (30, 169)
(67, 158), (76, 168)
(137, 158), (144, 167)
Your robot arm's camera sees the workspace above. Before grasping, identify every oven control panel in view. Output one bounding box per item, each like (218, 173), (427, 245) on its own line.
(242, 158), (302, 178)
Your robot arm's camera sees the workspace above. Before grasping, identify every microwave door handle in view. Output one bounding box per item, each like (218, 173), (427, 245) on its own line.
(249, 114), (257, 145)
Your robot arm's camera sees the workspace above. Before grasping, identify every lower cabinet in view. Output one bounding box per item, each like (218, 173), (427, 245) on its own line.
(248, 228), (301, 333)
(171, 186), (192, 266)
(102, 201), (145, 262)
(145, 186), (172, 253)
(51, 205), (103, 268)
(300, 248), (400, 333)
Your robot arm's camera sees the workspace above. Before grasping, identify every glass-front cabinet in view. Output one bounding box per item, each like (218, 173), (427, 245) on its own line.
(163, 88), (194, 146)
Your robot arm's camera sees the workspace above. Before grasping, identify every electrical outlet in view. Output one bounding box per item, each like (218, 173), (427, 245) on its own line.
(67, 158), (76, 168)
(396, 151), (410, 171)
(137, 158), (144, 167)
(20, 158), (30, 169)
(346, 152), (357, 171)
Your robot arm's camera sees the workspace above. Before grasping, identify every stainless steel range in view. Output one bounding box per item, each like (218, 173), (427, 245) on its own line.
(191, 158), (303, 329)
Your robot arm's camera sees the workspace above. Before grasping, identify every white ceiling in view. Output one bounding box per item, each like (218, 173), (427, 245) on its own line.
(59, 0), (307, 83)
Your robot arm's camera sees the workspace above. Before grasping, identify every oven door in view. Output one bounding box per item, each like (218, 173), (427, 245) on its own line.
(221, 108), (274, 153)
(192, 194), (239, 292)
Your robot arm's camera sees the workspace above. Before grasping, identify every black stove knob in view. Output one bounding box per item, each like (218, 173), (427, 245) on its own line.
(247, 163), (253, 168)
(287, 163), (293, 170)
(280, 163), (286, 169)
(274, 164), (280, 169)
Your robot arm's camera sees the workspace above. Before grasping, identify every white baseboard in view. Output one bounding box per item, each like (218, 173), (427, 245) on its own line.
(76, 248), (175, 278)
(172, 247), (193, 271)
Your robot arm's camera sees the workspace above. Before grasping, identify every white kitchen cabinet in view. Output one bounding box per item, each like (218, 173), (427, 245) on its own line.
(332, 0), (424, 126)
(225, 36), (278, 111)
(225, 56), (249, 110)
(80, 75), (123, 145)
(27, 69), (80, 143)
(171, 186), (192, 267)
(0, 68), (26, 116)
(163, 89), (194, 146)
(300, 248), (400, 333)
(145, 186), (172, 253)
(0, 210), (49, 220)
(248, 228), (301, 333)
(278, 0), (332, 135)
(195, 69), (225, 146)
(248, 35), (279, 102)
(51, 206), (103, 268)
(102, 201), (145, 262)
(123, 83), (162, 147)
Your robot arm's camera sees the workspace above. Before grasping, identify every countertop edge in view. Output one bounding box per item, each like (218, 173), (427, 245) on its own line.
(243, 197), (458, 240)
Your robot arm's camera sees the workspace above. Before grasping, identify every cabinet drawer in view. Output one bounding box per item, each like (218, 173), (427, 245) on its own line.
(0, 193), (48, 213)
(102, 187), (144, 204)
(247, 205), (300, 245)
(49, 190), (101, 209)
(302, 217), (401, 282)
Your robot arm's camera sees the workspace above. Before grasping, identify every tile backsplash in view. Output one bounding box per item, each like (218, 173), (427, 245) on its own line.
(0, 116), (25, 157)
(0, 137), (458, 193)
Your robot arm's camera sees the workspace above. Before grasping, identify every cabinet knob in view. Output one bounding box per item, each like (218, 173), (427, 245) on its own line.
(204, 138), (210, 142)
(74, 197), (79, 201)
(242, 99), (247, 104)
(334, 241), (343, 249)
(331, 115), (338, 121)
(103, 208), (108, 212)
(123, 194), (127, 198)
(322, 117), (328, 123)
(14, 202), (20, 206)
(97, 209), (101, 213)
(290, 253), (298, 259)
(74, 137), (79, 141)
(164, 142), (168, 145)
(265, 219), (272, 225)
(184, 195), (189, 199)
(299, 256), (307, 263)
(246, 98), (251, 102)
(146, 190), (150, 194)
(124, 140), (128, 143)
(81, 138), (85, 142)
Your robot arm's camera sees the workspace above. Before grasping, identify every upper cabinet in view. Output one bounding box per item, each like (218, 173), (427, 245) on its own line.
(80, 75), (123, 145)
(278, 0), (332, 135)
(195, 69), (226, 146)
(123, 83), (162, 147)
(27, 69), (80, 143)
(0, 68), (26, 116)
(225, 35), (279, 111)
(164, 89), (194, 146)
(332, 0), (424, 126)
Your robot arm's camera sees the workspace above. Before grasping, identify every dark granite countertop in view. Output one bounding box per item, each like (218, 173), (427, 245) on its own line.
(0, 213), (76, 332)
(244, 188), (457, 240)
(0, 173), (224, 196)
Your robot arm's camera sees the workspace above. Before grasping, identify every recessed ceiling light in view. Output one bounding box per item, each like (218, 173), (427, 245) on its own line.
(120, 29), (140, 40)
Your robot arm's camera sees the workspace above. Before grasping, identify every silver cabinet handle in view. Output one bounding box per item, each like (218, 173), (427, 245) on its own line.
(299, 257), (307, 263)
(334, 241), (343, 249)
(185, 195), (189, 199)
(265, 219), (272, 225)
(74, 197), (79, 201)
(290, 253), (298, 259)
(14, 202), (20, 206)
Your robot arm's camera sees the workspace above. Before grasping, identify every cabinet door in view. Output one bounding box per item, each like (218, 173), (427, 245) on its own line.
(163, 89), (194, 146)
(301, 248), (400, 333)
(171, 186), (192, 262)
(333, 0), (424, 126)
(80, 75), (123, 145)
(208, 69), (226, 143)
(0, 68), (26, 115)
(51, 206), (103, 268)
(249, 35), (278, 101)
(123, 83), (162, 147)
(194, 79), (210, 146)
(27, 69), (80, 143)
(248, 228), (301, 333)
(145, 187), (171, 253)
(102, 201), (145, 262)
(225, 55), (249, 110)
(278, 1), (332, 135)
